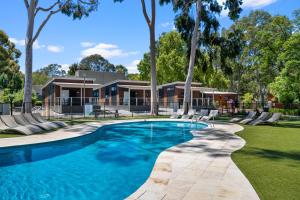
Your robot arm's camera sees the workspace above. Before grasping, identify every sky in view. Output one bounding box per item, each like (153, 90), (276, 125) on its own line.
(0, 0), (299, 74)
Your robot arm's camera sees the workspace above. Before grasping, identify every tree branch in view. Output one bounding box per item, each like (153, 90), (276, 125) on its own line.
(24, 0), (29, 10)
(141, 0), (151, 27)
(32, 8), (62, 42)
(35, 1), (60, 16)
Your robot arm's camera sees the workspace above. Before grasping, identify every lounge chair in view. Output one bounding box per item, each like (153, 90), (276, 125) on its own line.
(249, 112), (270, 125)
(192, 109), (209, 121)
(0, 118), (34, 135)
(23, 113), (60, 130)
(0, 115), (39, 135)
(32, 113), (68, 128)
(239, 112), (258, 124)
(13, 115), (44, 133)
(181, 109), (196, 119)
(170, 109), (184, 119)
(254, 113), (281, 126)
(201, 110), (218, 121)
(230, 111), (256, 123)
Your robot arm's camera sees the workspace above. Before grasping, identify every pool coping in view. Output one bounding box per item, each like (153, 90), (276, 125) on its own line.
(0, 119), (260, 200)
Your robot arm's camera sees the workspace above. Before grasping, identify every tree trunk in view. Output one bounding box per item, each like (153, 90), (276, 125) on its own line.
(23, 0), (35, 113)
(183, 0), (202, 114)
(149, 23), (158, 115)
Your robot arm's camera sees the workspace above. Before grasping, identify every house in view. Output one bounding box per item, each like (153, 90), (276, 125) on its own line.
(42, 71), (127, 114)
(42, 77), (99, 114)
(98, 80), (151, 111)
(158, 81), (239, 110)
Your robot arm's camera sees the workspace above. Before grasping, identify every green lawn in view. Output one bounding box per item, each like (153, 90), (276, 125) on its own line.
(232, 121), (300, 200)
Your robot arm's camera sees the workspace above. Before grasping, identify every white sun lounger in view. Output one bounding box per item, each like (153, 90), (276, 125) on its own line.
(230, 111), (257, 123)
(192, 109), (209, 121)
(201, 110), (218, 121)
(182, 109), (196, 119)
(32, 113), (68, 128)
(170, 109), (184, 119)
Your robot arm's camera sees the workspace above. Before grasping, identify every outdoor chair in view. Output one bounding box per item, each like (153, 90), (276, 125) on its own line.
(0, 117), (34, 135)
(32, 113), (68, 128)
(23, 113), (60, 130)
(170, 109), (184, 119)
(239, 112), (259, 124)
(0, 115), (38, 135)
(249, 112), (270, 125)
(201, 110), (218, 121)
(192, 109), (209, 121)
(13, 115), (44, 133)
(254, 113), (282, 126)
(230, 111), (257, 123)
(181, 109), (196, 119)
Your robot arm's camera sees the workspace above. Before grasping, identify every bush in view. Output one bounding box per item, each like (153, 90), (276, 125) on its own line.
(269, 108), (300, 116)
(242, 93), (253, 108)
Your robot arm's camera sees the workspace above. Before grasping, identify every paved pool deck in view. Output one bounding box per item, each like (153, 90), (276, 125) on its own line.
(0, 119), (259, 200)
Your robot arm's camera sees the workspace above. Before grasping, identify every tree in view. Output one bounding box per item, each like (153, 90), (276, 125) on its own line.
(162, 0), (242, 113)
(80, 54), (115, 72)
(32, 72), (50, 85)
(0, 30), (23, 92)
(67, 63), (80, 75)
(114, 0), (158, 115)
(156, 31), (187, 84)
(137, 52), (151, 81)
(127, 73), (140, 80)
(22, 0), (99, 113)
(37, 64), (66, 77)
(270, 33), (300, 104)
(115, 64), (128, 76)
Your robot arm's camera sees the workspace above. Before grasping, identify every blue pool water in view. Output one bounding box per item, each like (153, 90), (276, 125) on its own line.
(0, 121), (207, 200)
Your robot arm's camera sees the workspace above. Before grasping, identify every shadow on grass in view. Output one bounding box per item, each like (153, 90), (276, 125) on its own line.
(272, 122), (300, 129)
(237, 147), (300, 163)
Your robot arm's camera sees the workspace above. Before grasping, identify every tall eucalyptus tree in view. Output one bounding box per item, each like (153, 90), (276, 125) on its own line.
(115, 0), (158, 115)
(22, 0), (99, 113)
(161, 0), (242, 113)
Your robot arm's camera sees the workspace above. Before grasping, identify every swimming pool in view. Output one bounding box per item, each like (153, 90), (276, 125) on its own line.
(0, 121), (207, 200)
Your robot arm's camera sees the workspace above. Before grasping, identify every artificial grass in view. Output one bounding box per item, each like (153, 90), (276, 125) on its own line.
(232, 121), (300, 200)
(0, 133), (22, 138)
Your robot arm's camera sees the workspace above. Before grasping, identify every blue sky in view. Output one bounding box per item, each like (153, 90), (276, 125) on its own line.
(0, 0), (299, 74)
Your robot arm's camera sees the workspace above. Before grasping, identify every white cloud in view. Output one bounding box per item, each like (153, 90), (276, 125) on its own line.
(81, 42), (95, 48)
(9, 38), (45, 49)
(126, 59), (140, 74)
(218, 0), (277, 17)
(9, 38), (25, 46)
(47, 45), (64, 53)
(81, 43), (139, 59)
(60, 64), (70, 72)
(242, 0), (277, 8)
(33, 40), (46, 49)
(161, 22), (172, 28)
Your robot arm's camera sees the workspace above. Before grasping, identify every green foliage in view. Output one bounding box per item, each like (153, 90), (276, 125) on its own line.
(115, 65), (128, 76)
(156, 31), (187, 84)
(80, 54), (115, 72)
(127, 74), (140, 81)
(270, 33), (300, 104)
(60, 0), (99, 20)
(242, 93), (254, 108)
(0, 89), (38, 106)
(32, 72), (50, 85)
(137, 53), (151, 81)
(269, 108), (299, 116)
(37, 64), (66, 77)
(67, 63), (80, 75)
(0, 30), (23, 92)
